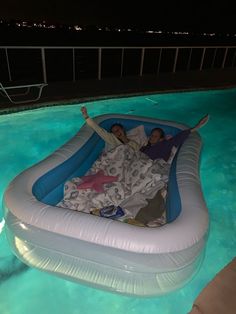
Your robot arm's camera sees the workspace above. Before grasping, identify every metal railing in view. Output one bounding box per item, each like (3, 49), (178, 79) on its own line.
(1, 45), (236, 84)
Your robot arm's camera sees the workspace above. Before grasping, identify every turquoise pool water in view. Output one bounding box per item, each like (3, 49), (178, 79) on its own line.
(0, 88), (236, 314)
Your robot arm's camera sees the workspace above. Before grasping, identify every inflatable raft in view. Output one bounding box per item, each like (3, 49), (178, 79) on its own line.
(3, 114), (209, 297)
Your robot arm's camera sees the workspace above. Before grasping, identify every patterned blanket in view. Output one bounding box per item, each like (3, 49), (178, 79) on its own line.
(58, 145), (170, 219)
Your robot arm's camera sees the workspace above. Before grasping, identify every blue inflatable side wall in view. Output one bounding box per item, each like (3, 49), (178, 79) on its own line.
(32, 118), (182, 223)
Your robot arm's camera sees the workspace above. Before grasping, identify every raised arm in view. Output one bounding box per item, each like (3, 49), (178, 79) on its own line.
(80, 106), (118, 145)
(166, 114), (209, 148)
(81, 106), (89, 120)
(190, 114), (209, 132)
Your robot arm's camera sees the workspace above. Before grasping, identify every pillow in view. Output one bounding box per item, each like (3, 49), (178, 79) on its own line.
(127, 125), (148, 147)
(167, 146), (177, 164)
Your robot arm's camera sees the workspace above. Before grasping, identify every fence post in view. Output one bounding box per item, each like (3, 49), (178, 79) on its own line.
(140, 48), (145, 76)
(173, 48), (179, 73)
(41, 48), (47, 84)
(120, 48), (124, 77)
(187, 48), (192, 71)
(221, 47), (228, 69)
(5, 48), (12, 81)
(199, 48), (206, 71)
(232, 50), (236, 67)
(211, 48), (217, 68)
(98, 48), (102, 80)
(72, 48), (76, 81)
(157, 48), (162, 74)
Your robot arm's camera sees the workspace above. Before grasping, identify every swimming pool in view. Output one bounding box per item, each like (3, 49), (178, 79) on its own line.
(0, 88), (236, 313)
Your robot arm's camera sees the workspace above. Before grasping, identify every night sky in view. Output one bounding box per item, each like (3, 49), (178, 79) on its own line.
(1, 0), (236, 32)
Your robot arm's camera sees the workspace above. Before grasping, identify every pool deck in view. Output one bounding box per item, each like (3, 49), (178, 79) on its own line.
(189, 258), (236, 314)
(0, 68), (236, 113)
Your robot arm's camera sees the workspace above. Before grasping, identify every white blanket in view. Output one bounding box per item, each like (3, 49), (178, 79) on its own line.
(59, 145), (170, 218)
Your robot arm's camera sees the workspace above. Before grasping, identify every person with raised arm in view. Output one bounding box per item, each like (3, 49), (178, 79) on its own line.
(140, 114), (209, 161)
(81, 106), (140, 151)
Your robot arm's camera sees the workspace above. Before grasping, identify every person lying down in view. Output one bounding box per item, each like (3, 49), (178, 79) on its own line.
(81, 106), (209, 162)
(58, 143), (170, 226)
(58, 108), (209, 227)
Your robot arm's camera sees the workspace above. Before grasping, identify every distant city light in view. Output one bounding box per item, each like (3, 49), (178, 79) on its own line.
(146, 30), (161, 34)
(14, 20), (56, 29)
(202, 32), (216, 36)
(1, 19), (236, 37)
(146, 30), (189, 35)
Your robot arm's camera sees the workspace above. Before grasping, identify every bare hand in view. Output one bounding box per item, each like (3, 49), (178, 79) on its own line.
(196, 114), (209, 129)
(81, 106), (88, 118)
(191, 114), (209, 132)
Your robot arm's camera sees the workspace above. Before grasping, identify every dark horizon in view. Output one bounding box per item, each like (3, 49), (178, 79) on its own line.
(1, 19), (236, 47)
(1, 0), (236, 47)
(1, 1), (236, 33)
(1, 17), (236, 35)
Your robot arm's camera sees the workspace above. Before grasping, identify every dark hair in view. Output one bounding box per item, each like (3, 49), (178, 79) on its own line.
(151, 127), (165, 139)
(110, 123), (126, 135)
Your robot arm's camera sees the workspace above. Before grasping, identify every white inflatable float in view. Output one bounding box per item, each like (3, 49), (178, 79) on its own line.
(3, 114), (209, 297)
